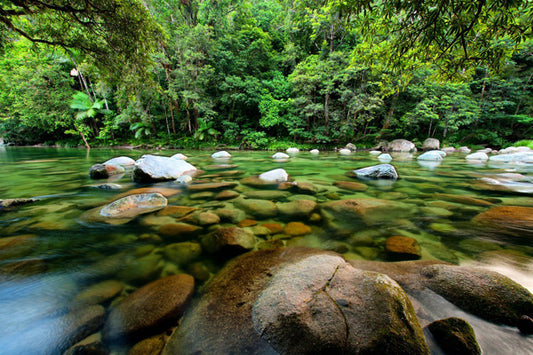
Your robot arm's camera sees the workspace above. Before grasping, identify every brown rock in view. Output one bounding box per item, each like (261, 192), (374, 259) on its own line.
(234, 198), (278, 219)
(261, 223), (284, 234)
(201, 227), (255, 256)
(427, 317), (481, 355)
(0, 234), (38, 260)
(240, 176), (279, 188)
(129, 332), (169, 355)
(156, 206), (197, 217)
(294, 182), (318, 195)
(190, 212), (220, 226)
(0, 258), (47, 277)
(277, 199), (317, 219)
(112, 187), (181, 201)
(103, 274), (194, 342)
(215, 190), (240, 200)
(333, 181), (368, 191)
(74, 280), (125, 306)
(237, 219), (258, 227)
(188, 182), (238, 192)
(434, 193), (493, 207)
(159, 223), (202, 239)
(385, 236), (421, 261)
(284, 222), (312, 236)
(472, 206), (533, 238)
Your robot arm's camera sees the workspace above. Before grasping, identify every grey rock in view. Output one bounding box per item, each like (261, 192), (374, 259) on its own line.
(353, 164), (399, 179)
(133, 155), (197, 182)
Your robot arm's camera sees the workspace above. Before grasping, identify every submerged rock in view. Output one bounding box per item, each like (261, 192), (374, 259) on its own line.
(99, 193), (167, 219)
(133, 155), (197, 182)
(163, 248), (429, 355)
(385, 236), (421, 261)
(352, 164), (399, 179)
(427, 317), (481, 355)
(201, 226), (255, 256)
(333, 181), (368, 191)
(0, 198), (37, 209)
(103, 274), (194, 342)
(277, 199), (317, 219)
(472, 206), (533, 238)
(234, 198), (278, 219)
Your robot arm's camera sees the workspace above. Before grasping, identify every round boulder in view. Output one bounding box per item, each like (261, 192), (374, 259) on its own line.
(388, 139), (417, 152)
(272, 152), (290, 160)
(89, 163), (125, 179)
(133, 155), (197, 182)
(103, 156), (135, 167)
(103, 274), (194, 342)
(259, 168), (288, 183)
(211, 150), (231, 159)
(417, 150), (444, 161)
(421, 138), (440, 151)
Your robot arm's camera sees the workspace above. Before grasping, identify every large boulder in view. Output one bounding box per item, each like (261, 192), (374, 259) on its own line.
(352, 164), (399, 179)
(163, 248), (429, 355)
(133, 155), (197, 182)
(388, 139), (417, 152)
(421, 138), (440, 151)
(99, 193), (167, 219)
(103, 274), (194, 342)
(417, 150), (445, 161)
(345, 143), (357, 151)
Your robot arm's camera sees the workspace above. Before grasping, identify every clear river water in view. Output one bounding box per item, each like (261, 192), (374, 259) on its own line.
(0, 146), (532, 354)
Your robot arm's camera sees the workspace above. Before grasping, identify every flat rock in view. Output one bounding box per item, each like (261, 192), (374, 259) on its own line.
(333, 181), (368, 191)
(188, 182), (238, 192)
(472, 206), (533, 238)
(245, 190), (289, 200)
(103, 274), (194, 342)
(158, 223), (202, 239)
(277, 200), (317, 219)
(73, 280), (124, 306)
(215, 190), (240, 200)
(214, 207), (246, 223)
(156, 206), (196, 218)
(133, 155), (197, 182)
(284, 222), (312, 235)
(100, 193), (167, 219)
(234, 198), (278, 219)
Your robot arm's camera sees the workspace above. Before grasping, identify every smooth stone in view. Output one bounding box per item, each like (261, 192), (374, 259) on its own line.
(352, 164), (399, 179)
(259, 168), (288, 183)
(421, 138), (440, 151)
(117, 252), (165, 285)
(245, 190), (289, 200)
(472, 206), (533, 238)
(388, 139), (417, 152)
(129, 332), (169, 355)
(103, 274), (194, 342)
(465, 152), (489, 161)
(190, 212), (220, 226)
(237, 219), (258, 227)
(286, 147), (299, 154)
(427, 317), (481, 355)
(104, 156), (135, 167)
(457, 146), (471, 153)
(189, 191), (214, 200)
(156, 206), (196, 218)
(378, 153), (392, 161)
(188, 182), (238, 192)
(385, 236), (421, 261)
(293, 181), (318, 195)
(369, 150), (382, 155)
(441, 147), (456, 153)
(211, 151), (231, 159)
(417, 150), (444, 161)
(90, 183), (122, 190)
(260, 223), (284, 234)
(171, 153), (188, 160)
(0, 234), (38, 260)
(214, 207), (246, 223)
(284, 222), (312, 235)
(234, 198), (278, 219)
(201, 227), (255, 255)
(334, 180), (368, 191)
(163, 242), (202, 265)
(272, 152), (290, 159)
(215, 190), (240, 200)
(176, 175), (193, 184)
(73, 280), (125, 306)
(100, 193), (167, 219)
(113, 187), (181, 199)
(339, 148), (351, 155)
(159, 223), (202, 239)
(309, 149), (319, 154)
(277, 200), (317, 219)
(133, 155), (197, 182)
(64, 333), (108, 355)
(345, 143), (357, 151)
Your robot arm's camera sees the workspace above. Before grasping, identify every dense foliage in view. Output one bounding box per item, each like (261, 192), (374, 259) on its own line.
(0, 0), (532, 148)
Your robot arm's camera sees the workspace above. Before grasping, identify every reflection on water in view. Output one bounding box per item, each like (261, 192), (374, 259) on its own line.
(0, 147), (532, 353)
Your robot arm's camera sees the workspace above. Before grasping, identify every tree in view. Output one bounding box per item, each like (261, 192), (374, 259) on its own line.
(0, 0), (161, 79)
(68, 91), (109, 148)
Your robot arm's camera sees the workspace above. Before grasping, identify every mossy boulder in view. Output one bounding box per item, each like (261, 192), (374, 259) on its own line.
(472, 206), (533, 239)
(427, 317), (481, 355)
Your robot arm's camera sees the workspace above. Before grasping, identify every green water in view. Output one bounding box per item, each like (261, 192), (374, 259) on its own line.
(0, 146), (532, 353)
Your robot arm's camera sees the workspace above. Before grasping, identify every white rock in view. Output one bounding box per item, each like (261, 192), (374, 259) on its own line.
(345, 143), (357, 151)
(457, 146), (471, 153)
(441, 147), (456, 153)
(421, 138), (440, 150)
(272, 152), (290, 159)
(388, 139), (417, 152)
(171, 153), (188, 160)
(489, 152), (533, 164)
(369, 150), (382, 155)
(133, 155), (197, 182)
(378, 154), (392, 162)
(339, 149), (351, 155)
(353, 164), (398, 179)
(417, 151), (444, 161)
(103, 156), (135, 167)
(286, 148), (300, 154)
(211, 151), (231, 159)
(259, 168), (289, 183)
(176, 175), (193, 184)
(465, 152), (489, 161)
(309, 149), (320, 155)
